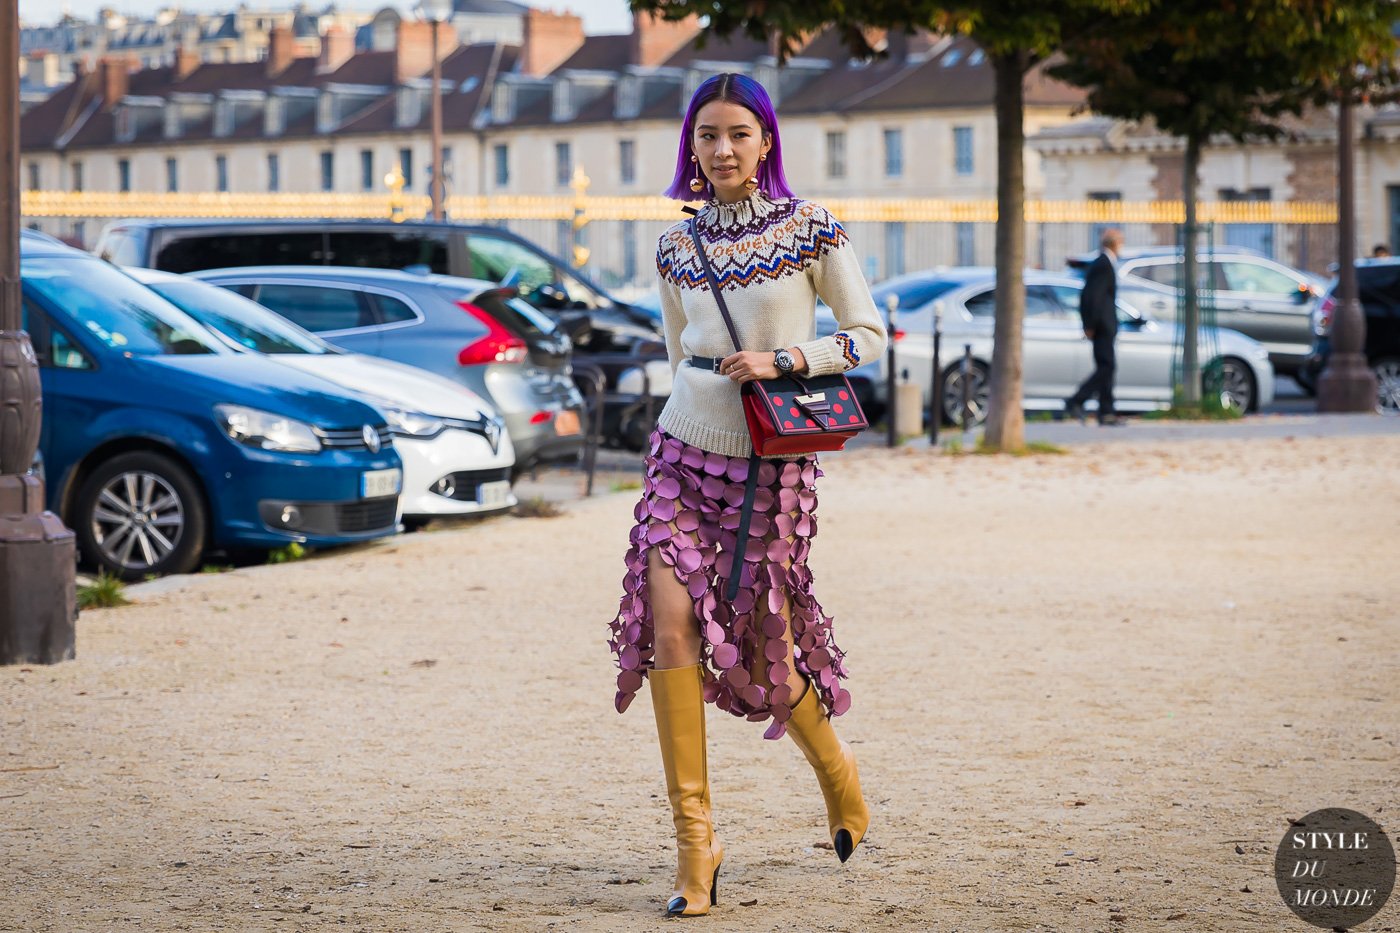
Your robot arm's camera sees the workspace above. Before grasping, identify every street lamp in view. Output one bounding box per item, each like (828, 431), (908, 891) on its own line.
(1318, 87), (1379, 411)
(417, 0), (452, 222)
(0, 0), (76, 664)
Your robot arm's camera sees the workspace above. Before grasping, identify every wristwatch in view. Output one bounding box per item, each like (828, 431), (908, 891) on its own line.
(773, 348), (795, 374)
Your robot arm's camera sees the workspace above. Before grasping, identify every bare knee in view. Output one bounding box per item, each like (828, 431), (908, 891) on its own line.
(648, 547), (700, 667)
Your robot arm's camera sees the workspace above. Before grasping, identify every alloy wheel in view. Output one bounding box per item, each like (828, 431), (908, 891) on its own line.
(90, 470), (186, 572)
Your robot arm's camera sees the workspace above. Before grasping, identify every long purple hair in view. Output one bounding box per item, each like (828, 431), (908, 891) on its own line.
(663, 73), (795, 201)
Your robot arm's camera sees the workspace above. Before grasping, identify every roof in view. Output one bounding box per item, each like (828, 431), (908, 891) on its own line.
(555, 34), (630, 73)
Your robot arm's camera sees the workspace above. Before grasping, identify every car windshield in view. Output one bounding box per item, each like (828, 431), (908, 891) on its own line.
(22, 256), (220, 355)
(146, 278), (331, 355)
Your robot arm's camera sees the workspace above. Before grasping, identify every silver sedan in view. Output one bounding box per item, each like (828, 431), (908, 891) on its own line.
(858, 269), (1276, 424)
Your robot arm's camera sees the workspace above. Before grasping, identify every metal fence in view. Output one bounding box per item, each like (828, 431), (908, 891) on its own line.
(21, 191), (1338, 295)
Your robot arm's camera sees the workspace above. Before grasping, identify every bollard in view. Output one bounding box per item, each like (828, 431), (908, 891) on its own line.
(930, 300), (943, 445)
(885, 293), (899, 447)
(960, 343), (974, 436)
(894, 370), (923, 439)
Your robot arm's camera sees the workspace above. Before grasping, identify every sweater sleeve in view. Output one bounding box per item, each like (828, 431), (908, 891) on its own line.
(656, 237), (686, 377)
(792, 207), (887, 377)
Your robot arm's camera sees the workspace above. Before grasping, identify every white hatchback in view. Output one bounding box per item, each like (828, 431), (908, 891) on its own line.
(130, 268), (517, 523)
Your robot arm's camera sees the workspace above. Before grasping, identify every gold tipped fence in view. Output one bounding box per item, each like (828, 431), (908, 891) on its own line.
(19, 190), (1338, 224)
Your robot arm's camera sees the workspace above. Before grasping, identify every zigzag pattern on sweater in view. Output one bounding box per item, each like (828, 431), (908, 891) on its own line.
(656, 201), (850, 292)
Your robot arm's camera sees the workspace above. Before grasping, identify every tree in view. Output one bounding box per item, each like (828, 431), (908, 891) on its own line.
(1051, 0), (1399, 407)
(630, 0), (1142, 450)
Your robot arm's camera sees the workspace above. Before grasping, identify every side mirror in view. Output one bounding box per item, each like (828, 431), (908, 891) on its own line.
(1293, 285), (1315, 304)
(536, 284), (569, 309)
(559, 312), (593, 343)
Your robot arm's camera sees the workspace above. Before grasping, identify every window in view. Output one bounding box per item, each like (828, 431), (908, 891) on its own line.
(964, 286), (1060, 318)
(215, 155), (229, 193)
(71, 221), (85, 248)
(27, 162), (38, 191)
(1217, 260), (1299, 296)
(622, 219), (637, 282)
(267, 152), (279, 192)
(825, 131), (846, 179)
(253, 284), (370, 333)
(954, 126), (973, 175)
(493, 143), (509, 188)
(466, 233), (556, 300)
(319, 151), (334, 192)
(956, 221), (975, 265)
(370, 292), (418, 325)
(360, 149), (374, 191)
(884, 222), (905, 278)
(1087, 190), (1121, 249)
(50, 325), (94, 370)
(619, 139), (636, 185)
(165, 157), (178, 193)
(883, 128), (903, 178)
(555, 141), (572, 187)
(147, 279), (331, 355)
(1131, 261), (1181, 287)
(118, 159), (130, 193)
(71, 161), (83, 192)
(398, 147), (413, 188)
(326, 231), (449, 273)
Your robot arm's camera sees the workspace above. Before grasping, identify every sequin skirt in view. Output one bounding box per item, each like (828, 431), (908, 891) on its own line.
(607, 425), (851, 740)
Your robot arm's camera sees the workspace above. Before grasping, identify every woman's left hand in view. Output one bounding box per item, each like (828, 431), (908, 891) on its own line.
(718, 350), (780, 383)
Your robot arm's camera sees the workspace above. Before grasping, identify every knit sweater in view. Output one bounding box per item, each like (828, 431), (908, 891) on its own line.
(653, 189), (887, 459)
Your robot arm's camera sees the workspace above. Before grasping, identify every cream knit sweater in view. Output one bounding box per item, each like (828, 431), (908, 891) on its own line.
(653, 189), (887, 459)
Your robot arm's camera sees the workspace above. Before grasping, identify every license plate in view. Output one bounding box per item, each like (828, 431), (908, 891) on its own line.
(554, 409), (582, 436)
(477, 480), (511, 507)
(361, 468), (401, 499)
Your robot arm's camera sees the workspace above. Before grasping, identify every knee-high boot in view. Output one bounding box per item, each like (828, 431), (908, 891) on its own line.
(649, 663), (723, 916)
(785, 676), (870, 863)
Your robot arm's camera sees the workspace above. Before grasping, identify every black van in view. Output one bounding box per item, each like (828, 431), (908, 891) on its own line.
(95, 218), (664, 355)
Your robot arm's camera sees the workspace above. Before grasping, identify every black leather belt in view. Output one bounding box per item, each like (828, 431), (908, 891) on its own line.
(688, 355), (725, 373)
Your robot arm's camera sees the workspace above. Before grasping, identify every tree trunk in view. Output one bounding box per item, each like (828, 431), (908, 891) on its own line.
(1180, 133), (1202, 406)
(984, 50), (1028, 451)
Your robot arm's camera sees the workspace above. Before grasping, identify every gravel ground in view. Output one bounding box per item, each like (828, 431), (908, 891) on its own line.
(4, 435), (1397, 932)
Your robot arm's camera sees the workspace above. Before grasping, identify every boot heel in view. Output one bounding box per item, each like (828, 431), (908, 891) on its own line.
(709, 864), (719, 906)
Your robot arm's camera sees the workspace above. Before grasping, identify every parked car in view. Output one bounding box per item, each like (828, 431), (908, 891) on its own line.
(1301, 259), (1400, 412)
(127, 269), (518, 523)
(1069, 247), (1319, 387)
(187, 266), (586, 476)
(868, 268), (1275, 424)
(93, 218), (665, 354)
(20, 232), (403, 579)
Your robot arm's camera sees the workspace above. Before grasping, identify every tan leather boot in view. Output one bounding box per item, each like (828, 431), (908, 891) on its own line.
(650, 663), (723, 916)
(786, 677), (870, 863)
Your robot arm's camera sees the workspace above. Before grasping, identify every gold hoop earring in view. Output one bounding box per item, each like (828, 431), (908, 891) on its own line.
(689, 154), (705, 194)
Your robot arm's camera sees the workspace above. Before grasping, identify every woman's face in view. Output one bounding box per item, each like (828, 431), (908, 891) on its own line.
(691, 99), (772, 202)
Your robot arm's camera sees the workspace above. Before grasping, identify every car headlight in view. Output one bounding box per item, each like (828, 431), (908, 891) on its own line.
(383, 407), (447, 438)
(215, 404), (322, 453)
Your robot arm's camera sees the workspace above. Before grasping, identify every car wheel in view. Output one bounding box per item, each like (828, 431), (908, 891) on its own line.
(1214, 357), (1257, 414)
(940, 360), (990, 426)
(75, 451), (207, 580)
(1374, 358), (1400, 414)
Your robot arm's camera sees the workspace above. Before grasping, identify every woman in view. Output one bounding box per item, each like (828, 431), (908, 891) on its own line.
(606, 73), (887, 917)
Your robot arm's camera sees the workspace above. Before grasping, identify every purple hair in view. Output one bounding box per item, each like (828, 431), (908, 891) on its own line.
(663, 73), (795, 201)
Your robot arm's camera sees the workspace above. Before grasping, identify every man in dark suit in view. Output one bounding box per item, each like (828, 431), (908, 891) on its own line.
(1066, 228), (1125, 426)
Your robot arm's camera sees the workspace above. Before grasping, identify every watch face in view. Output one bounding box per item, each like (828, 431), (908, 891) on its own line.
(775, 350), (794, 371)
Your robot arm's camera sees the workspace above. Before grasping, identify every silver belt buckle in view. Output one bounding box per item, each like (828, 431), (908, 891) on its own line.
(711, 358), (722, 373)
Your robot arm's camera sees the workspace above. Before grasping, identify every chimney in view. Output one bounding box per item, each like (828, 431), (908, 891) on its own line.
(174, 46), (200, 80)
(630, 12), (699, 68)
(266, 24), (296, 77)
(25, 52), (59, 88)
(99, 56), (133, 110)
(393, 19), (457, 84)
(318, 25), (355, 74)
(520, 9), (585, 78)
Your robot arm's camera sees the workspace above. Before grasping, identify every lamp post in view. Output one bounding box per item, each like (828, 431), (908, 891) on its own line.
(1318, 91), (1378, 412)
(0, 0), (76, 664)
(417, 0), (452, 222)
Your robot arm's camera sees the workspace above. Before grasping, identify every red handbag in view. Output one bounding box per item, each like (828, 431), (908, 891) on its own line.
(684, 212), (870, 599)
(686, 216), (869, 457)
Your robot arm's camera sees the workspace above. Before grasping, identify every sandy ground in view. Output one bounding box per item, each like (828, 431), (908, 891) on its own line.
(3, 435), (1398, 933)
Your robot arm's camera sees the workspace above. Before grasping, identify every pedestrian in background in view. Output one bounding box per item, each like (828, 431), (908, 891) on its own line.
(605, 73), (886, 917)
(1372, 243), (1391, 258)
(1067, 228), (1126, 426)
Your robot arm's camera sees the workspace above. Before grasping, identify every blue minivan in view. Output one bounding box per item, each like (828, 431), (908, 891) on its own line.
(20, 232), (404, 579)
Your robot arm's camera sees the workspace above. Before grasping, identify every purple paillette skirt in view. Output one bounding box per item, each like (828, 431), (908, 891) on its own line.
(607, 425), (851, 740)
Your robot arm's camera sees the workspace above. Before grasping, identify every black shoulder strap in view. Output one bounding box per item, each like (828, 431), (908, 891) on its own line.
(688, 215), (743, 354)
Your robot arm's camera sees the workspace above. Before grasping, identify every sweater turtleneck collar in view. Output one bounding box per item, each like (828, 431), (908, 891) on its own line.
(701, 189), (781, 228)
